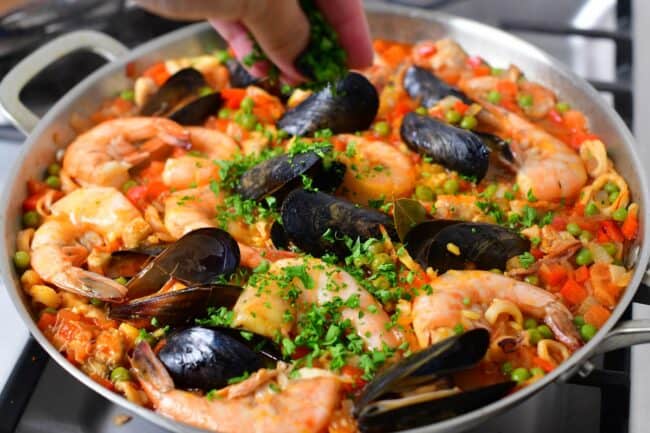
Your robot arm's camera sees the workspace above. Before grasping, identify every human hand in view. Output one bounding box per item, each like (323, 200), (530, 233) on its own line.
(132, 0), (373, 84)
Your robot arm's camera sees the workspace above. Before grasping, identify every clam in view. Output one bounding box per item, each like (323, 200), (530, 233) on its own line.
(158, 326), (281, 391)
(109, 284), (242, 325)
(277, 72), (379, 136)
(355, 329), (515, 433)
(400, 112), (489, 182)
(126, 228), (240, 299)
(404, 220), (530, 272)
(237, 150), (345, 203)
(279, 189), (397, 257)
(403, 66), (471, 108)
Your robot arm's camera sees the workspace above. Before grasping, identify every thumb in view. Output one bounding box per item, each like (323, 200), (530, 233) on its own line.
(242, 0), (310, 83)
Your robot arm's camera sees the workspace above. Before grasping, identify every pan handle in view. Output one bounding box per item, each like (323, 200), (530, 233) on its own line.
(589, 319), (650, 357)
(0, 30), (128, 135)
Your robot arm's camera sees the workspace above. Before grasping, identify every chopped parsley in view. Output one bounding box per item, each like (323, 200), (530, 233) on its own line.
(518, 252), (536, 269)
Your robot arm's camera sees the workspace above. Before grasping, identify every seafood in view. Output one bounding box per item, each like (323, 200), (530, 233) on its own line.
(277, 72), (379, 136)
(140, 68), (207, 116)
(412, 270), (581, 349)
(169, 93), (223, 126)
(403, 65), (471, 108)
(131, 342), (342, 433)
(62, 117), (189, 188)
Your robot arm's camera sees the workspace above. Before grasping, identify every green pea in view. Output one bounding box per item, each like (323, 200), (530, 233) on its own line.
(575, 247), (593, 266)
(537, 325), (553, 339)
(530, 367), (545, 377)
(453, 323), (464, 335)
(121, 180), (138, 192)
(415, 185), (435, 201)
(602, 242), (618, 257)
(367, 240), (385, 255)
(556, 102), (571, 113)
(482, 183), (498, 198)
(585, 202), (599, 216)
(524, 318), (538, 330)
(120, 89), (134, 101)
(214, 50), (230, 63)
(462, 297), (471, 306)
(612, 208), (628, 222)
(511, 367), (531, 383)
(371, 253), (392, 272)
(110, 366), (131, 383)
(47, 163), (61, 176)
(90, 298), (103, 306)
(372, 275), (390, 290)
(445, 109), (461, 124)
(517, 94), (533, 108)
(443, 178), (460, 195)
(609, 191), (620, 203)
(573, 316), (586, 327)
(487, 90), (502, 104)
(525, 275), (539, 285)
(604, 182), (619, 194)
(579, 230), (593, 243)
(13, 251), (30, 269)
(373, 121), (390, 137)
(240, 96), (255, 113)
(114, 276), (128, 285)
(566, 222), (582, 236)
(580, 324), (597, 341)
(45, 175), (61, 189)
(22, 211), (40, 228)
(218, 108), (231, 119)
(415, 106), (428, 115)
(528, 329), (542, 345)
(501, 361), (513, 375)
(237, 112), (258, 130)
(198, 86), (213, 97)
(460, 115), (477, 130)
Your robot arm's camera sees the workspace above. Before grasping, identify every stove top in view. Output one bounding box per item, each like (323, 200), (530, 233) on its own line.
(0, 1), (646, 433)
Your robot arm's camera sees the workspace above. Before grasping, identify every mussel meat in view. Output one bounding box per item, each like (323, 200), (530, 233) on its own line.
(400, 112), (489, 182)
(404, 220), (530, 272)
(109, 284), (242, 325)
(355, 329), (515, 433)
(107, 245), (168, 279)
(140, 68), (206, 116)
(280, 189), (397, 257)
(158, 326), (281, 391)
(126, 228), (240, 299)
(237, 150), (345, 202)
(277, 72), (379, 136)
(403, 66), (471, 108)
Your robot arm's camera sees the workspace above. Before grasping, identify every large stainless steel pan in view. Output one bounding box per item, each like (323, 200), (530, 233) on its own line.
(1, 3), (650, 433)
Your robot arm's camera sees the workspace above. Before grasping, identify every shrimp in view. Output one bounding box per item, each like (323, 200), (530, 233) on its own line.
(131, 342), (341, 433)
(62, 117), (189, 188)
(161, 127), (239, 190)
(337, 135), (416, 205)
(412, 270), (581, 350)
(30, 187), (151, 301)
(233, 258), (402, 351)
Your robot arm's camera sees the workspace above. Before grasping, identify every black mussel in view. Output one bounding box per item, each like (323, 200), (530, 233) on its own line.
(140, 68), (206, 116)
(270, 222), (290, 250)
(169, 92), (222, 126)
(400, 112), (489, 182)
(158, 326), (281, 391)
(277, 72), (379, 136)
(479, 133), (514, 164)
(109, 284), (242, 325)
(226, 59), (259, 88)
(280, 189), (397, 257)
(404, 220), (530, 272)
(403, 66), (471, 108)
(355, 329), (516, 432)
(127, 228), (240, 299)
(237, 151), (345, 203)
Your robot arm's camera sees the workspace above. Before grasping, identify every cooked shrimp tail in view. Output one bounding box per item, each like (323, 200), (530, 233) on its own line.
(131, 342), (175, 398)
(58, 267), (127, 301)
(545, 303), (581, 350)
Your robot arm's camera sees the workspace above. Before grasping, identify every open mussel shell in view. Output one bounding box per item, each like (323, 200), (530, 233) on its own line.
(355, 329), (489, 410)
(280, 189), (397, 257)
(158, 326), (281, 392)
(400, 112), (489, 182)
(277, 72), (379, 136)
(169, 92), (222, 126)
(237, 150), (345, 203)
(356, 381), (516, 433)
(405, 220), (530, 272)
(226, 59), (259, 88)
(126, 228), (240, 299)
(140, 68), (206, 116)
(403, 66), (471, 108)
(108, 284), (242, 325)
(107, 245), (168, 279)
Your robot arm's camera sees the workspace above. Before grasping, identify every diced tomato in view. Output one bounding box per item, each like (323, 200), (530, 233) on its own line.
(454, 101), (469, 115)
(291, 346), (310, 360)
(563, 110), (587, 130)
(145, 181), (167, 200)
(390, 99), (415, 122)
(533, 356), (555, 373)
(341, 365), (367, 392)
(466, 56), (484, 69)
(23, 194), (42, 212)
(572, 203), (585, 216)
(550, 215), (567, 231)
(560, 278), (587, 305)
(473, 64), (491, 77)
(548, 108), (563, 124)
(574, 265), (590, 283)
(221, 88), (247, 109)
(496, 80), (518, 97)
(37, 312), (57, 331)
(596, 227), (610, 243)
(140, 160), (165, 181)
(142, 62), (171, 86)
(539, 263), (568, 287)
(332, 137), (346, 152)
(621, 213), (638, 240)
(584, 304), (611, 328)
(531, 248), (544, 260)
(126, 185), (148, 209)
(602, 220), (624, 243)
(27, 179), (49, 195)
(568, 130), (598, 150)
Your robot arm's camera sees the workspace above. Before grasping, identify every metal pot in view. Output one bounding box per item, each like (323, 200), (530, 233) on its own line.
(1, 3), (649, 433)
